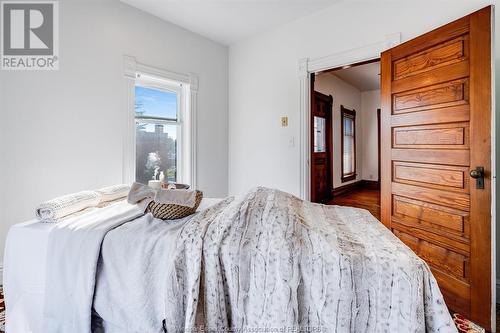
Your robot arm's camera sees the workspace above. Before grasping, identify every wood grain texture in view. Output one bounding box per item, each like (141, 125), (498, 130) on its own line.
(391, 60), (469, 94)
(380, 52), (392, 230)
(393, 79), (468, 114)
(393, 195), (469, 236)
(328, 187), (380, 220)
(432, 268), (471, 316)
(468, 6), (492, 327)
(393, 162), (468, 192)
(394, 229), (469, 280)
(393, 36), (467, 80)
(390, 17), (469, 61)
(393, 123), (468, 149)
(311, 89), (333, 203)
(391, 219), (470, 255)
(391, 104), (469, 127)
(381, 7), (492, 328)
(392, 148), (469, 166)
(392, 182), (470, 212)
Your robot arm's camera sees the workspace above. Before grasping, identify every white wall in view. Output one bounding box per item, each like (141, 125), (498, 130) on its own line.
(0, 0), (228, 260)
(361, 90), (381, 182)
(314, 73), (362, 188)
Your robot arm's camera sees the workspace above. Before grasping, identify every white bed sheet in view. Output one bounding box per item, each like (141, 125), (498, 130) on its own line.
(3, 198), (221, 333)
(4, 220), (53, 333)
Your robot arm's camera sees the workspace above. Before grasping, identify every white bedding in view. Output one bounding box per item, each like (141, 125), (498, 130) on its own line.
(3, 198), (221, 333)
(3, 220), (53, 333)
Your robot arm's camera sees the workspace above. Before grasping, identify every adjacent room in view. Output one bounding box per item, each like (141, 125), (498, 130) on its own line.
(311, 61), (381, 219)
(0, 1), (498, 332)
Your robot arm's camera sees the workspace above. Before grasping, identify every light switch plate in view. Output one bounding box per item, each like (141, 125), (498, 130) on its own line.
(281, 116), (288, 127)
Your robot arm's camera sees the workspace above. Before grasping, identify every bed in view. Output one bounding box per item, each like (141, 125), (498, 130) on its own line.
(4, 187), (457, 333)
(3, 198), (221, 333)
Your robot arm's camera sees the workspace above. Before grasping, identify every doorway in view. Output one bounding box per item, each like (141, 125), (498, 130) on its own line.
(310, 87), (333, 203)
(310, 59), (381, 212)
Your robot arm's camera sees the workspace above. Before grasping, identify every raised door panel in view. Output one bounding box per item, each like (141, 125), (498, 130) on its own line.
(393, 162), (469, 193)
(392, 182), (470, 211)
(394, 229), (469, 280)
(393, 35), (468, 80)
(393, 79), (469, 114)
(393, 122), (469, 149)
(393, 195), (469, 238)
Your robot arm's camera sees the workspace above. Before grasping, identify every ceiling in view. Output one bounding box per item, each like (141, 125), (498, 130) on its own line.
(120, 0), (340, 45)
(330, 61), (380, 91)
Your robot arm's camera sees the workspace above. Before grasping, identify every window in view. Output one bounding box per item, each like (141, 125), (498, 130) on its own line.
(123, 57), (198, 188)
(313, 116), (326, 153)
(341, 105), (356, 182)
(134, 75), (183, 185)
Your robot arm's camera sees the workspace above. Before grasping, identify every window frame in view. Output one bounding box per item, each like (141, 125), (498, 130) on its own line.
(123, 56), (198, 188)
(135, 77), (183, 183)
(340, 105), (356, 183)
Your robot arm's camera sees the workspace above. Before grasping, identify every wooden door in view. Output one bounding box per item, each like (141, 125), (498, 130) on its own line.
(381, 6), (492, 329)
(311, 89), (333, 203)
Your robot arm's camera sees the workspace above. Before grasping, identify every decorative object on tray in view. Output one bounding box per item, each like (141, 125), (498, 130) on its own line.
(162, 182), (190, 190)
(128, 182), (202, 220)
(147, 166), (190, 190)
(147, 180), (162, 189)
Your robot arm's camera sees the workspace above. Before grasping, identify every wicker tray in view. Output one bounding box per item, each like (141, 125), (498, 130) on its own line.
(146, 190), (203, 220)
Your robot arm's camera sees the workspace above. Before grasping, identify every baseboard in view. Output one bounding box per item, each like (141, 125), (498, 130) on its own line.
(332, 180), (362, 197)
(361, 179), (380, 190)
(332, 179), (380, 197)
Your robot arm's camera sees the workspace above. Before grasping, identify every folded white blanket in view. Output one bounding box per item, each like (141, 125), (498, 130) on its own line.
(96, 184), (130, 203)
(43, 201), (144, 333)
(35, 191), (101, 223)
(154, 188), (197, 207)
(128, 182), (197, 209)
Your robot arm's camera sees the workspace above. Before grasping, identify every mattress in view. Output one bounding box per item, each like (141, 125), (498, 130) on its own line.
(3, 198), (221, 333)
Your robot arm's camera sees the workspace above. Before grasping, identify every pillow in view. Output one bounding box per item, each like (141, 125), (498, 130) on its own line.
(36, 191), (101, 222)
(96, 184), (131, 203)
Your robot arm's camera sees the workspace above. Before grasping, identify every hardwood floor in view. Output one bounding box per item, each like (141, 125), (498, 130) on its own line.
(327, 187), (381, 220)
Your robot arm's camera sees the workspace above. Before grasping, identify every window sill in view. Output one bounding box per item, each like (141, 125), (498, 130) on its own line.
(341, 174), (356, 183)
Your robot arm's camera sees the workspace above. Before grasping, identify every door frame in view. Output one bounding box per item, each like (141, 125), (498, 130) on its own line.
(377, 108), (381, 188)
(298, 33), (401, 202)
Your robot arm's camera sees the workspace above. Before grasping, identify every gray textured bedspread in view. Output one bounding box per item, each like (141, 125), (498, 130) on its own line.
(94, 187), (456, 333)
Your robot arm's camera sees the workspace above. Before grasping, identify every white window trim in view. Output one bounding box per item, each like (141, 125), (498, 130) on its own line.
(123, 55), (199, 188)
